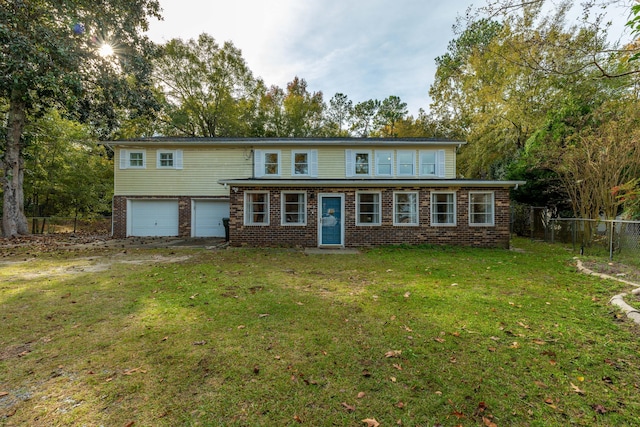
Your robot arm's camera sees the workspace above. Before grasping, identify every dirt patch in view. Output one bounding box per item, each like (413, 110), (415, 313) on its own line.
(580, 260), (640, 283)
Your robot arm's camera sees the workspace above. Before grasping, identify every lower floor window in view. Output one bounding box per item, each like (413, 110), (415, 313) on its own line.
(431, 192), (456, 225)
(357, 192), (381, 225)
(245, 192), (269, 225)
(282, 192), (306, 225)
(394, 192), (418, 225)
(469, 192), (494, 225)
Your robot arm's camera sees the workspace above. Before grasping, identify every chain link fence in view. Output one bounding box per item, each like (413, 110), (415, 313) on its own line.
(28, 217), (112, 235)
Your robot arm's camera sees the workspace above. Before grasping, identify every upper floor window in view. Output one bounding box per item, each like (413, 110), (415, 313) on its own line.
(292, 150), (318, 177)
(397, 150), (415, 176)
(346, 150), (372, 177)
(375, 151), (393, 176)
(469, 192), (495, 226)
(419, 150), (445, 177)
(119, 149), (146, 169)
(157, 150), (183, 169)
(254, 150), (281, 177)
(431, 192), (456, 226)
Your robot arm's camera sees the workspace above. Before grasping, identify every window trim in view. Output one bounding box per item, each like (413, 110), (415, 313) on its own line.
(469, 191), (495, 226)
(430, 191), (457, 226)
(244, 191), (270, 226)
(356, 191), (382, 226)
(281, 191), (307, 226)
(156, 149), (183, 170)
(419, 149), (445, 177)
(374, 151), (394, 177)
(346, 149), (372, 177)
(397, 150), (416, 177)
(291, 150), (318, 177)
(120, 149), (146, 169)
(254, 149), (282, 177)
(393, 191), (419, 226)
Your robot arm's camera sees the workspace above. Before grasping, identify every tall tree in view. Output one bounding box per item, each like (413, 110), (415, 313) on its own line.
(375, 96), (408, 137)
(350, 99), (380, 137)
(153, 34), (259, 137)
(325, 93), (353, 136)
(282, 77), (324, 137)
(1, 0), (161, 237)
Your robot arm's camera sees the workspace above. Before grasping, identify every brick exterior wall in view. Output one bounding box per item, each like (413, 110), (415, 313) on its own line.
(228, 186), (513, 248)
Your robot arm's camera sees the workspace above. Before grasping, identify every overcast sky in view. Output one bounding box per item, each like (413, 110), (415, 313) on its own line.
(144, 0), (631, 116)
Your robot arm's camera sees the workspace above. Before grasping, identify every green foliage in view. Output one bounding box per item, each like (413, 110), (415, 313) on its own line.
(375, 96), (408, 138)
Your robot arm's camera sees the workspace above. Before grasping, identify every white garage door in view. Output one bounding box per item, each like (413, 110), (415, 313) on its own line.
(128, 200), (179, 237)
(192, 199), (230, 237)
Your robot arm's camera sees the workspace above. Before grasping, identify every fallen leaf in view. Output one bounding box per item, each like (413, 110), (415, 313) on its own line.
(570, 382), (585, 394)
(342, 402), (356, 412)
(124, 422), (135, 427)
(362, 418), (380, 427)
(488, 347), (497, 352)
(192, 340), (207, 345)
(237, 325), (246, 329)
(357, 391), (366, 398)
(451, 410), (466, 419)
(483, 416), (497, 427)
(534, 380), (548, 388)
(293, 415), (303, 423)
(161, 336), (168, 342)
(452, 331), (460, 337)
(592, 404), (607, 414)
(393, 363), (403, 370)
(390, 376), (397, 382)
(549, 360), (557, 366)
(517, 321), (530, 329)
(0, 392), (8, 397)
(404, 292), (411, 298)
(385, 350), (402, 358)
(258, 313), (269, 318)
(396, 401), (405, 408)
(404, 325), (413, 332)
(434, 337), (445, 343)
(544, 398), (554, 405)
(189, 293), (199, 299)
(533, 340), (546, 345)
(509, 341), (520, 349)
(362, 369), (371, 377)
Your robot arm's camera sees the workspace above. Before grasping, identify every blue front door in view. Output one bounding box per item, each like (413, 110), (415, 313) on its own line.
(320, 195), (343, 246)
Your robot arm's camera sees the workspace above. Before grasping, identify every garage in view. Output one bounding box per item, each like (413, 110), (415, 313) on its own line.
(128, 199), (179, 237)
(192, 199), (230, 237)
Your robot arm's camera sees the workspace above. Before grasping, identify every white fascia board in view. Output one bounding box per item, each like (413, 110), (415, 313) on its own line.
(107, 138), (467, 148)
(218, 179), (526, 188)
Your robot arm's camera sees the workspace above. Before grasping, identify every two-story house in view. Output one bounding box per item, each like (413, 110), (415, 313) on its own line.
(109, 138), (524, 248)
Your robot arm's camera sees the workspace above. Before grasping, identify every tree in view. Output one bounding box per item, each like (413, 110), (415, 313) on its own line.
(350, 99), (380, 137)
(153, 34), (260, 137)
(325, 93), (353, 136)
(282, 77), (324, 137)
(1, 0), (161, 237)
(375, 96), (408, 137)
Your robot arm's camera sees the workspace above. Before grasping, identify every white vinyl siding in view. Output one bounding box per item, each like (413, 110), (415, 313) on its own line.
(356, 192), (381, 225)
(419, 150), (445, 177)
(430, 192), (456, 226)
(375, 151), (393, 176)
(469, 192), (495, 226)
(119, 149), (146, 169)
(281, 191), (306, 225)
(244, 191), (269, 225)
(393, 192), (419, 226)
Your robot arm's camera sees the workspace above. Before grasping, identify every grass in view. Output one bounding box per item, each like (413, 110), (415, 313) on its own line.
(1, 238), (640, 426)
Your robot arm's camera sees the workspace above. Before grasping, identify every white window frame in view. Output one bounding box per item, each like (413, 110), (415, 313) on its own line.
(291, 150), (318, 177)
(393, 191), (419, 226)
(469, 191), (495, 226)
(119, 149), (146, 169)
(244, 191), (270, 225)
(156, 149), (183, 169)
(254, 150), (281, 177)
(375, 151), (394, 176)
(281, 191), (307, 226)
(430, 191), (456, 226)
(356, 192), (382, 226)
(419, 149), (445, 177)
(397, 150), (416, 176)
(346, 149), (372, 177)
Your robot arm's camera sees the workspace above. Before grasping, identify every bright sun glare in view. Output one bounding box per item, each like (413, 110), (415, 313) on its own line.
(98, 43), (114, 57)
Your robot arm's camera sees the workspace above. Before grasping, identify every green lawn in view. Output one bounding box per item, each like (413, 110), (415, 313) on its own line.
(1, 238), (639, 426)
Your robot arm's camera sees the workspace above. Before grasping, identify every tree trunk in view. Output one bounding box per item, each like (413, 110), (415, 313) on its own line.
(2, 90), (29, 237)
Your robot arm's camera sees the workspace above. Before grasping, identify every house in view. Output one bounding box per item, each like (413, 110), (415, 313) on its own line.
(109, 137), (525, 248)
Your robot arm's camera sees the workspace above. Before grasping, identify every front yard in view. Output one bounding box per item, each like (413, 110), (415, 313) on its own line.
(1, 238), (639, 426)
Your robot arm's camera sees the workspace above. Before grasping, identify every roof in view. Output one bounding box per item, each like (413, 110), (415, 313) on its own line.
(218, 178), (525, 188)
(107, 137), (467, 147)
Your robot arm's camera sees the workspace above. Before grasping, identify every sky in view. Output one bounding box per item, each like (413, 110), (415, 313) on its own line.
(145, 0), (477, 116)
(144, 0), (633, 117)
